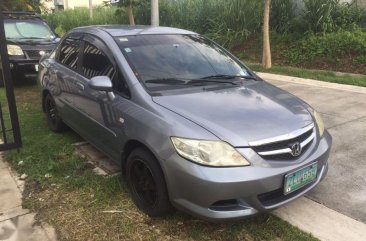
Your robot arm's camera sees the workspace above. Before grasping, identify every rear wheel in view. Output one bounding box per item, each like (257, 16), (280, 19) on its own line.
(44, 94), (65, 132)
(126, 147), (173, 217)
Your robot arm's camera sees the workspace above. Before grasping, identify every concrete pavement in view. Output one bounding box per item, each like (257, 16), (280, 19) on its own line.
(274, 197), (366, 241)
(258, 72), (366, 240)
(0, 156), (57, 241)
(259, 72), (366, 223)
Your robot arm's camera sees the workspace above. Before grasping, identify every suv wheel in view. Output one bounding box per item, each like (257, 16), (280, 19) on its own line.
(44, 94), (65, 132)
(126, 147), (173, 217)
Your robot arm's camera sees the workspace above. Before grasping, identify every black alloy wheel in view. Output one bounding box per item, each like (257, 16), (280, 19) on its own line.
(44, 94), (65, 132)
(126, 147), (173, 217)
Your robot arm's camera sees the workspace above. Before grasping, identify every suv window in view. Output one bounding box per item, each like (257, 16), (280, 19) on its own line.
(58, 37), (80, 70)
(82, 41), (129, 96)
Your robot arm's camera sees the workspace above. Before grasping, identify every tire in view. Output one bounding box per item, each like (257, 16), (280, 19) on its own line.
(126, 147), (173, 217)
(44, 94), (65, 132)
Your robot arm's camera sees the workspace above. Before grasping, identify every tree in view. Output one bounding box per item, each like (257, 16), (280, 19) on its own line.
(118, 0), (137, 25)
(0, 0), (48, 13)
(262, 0), (272, 68)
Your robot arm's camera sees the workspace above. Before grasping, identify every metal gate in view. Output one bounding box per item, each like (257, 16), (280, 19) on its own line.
(0, 12), (22, 151)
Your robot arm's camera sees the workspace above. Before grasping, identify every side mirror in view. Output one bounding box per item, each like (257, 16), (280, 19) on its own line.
(89, 76), (113, 91)
(89, 76), (115, 100)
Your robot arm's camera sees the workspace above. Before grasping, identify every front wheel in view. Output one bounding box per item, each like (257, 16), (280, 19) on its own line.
(44, 94), (65, 132)
(126, 147), (173, 217)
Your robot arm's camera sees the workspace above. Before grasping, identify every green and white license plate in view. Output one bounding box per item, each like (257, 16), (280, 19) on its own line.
(284, 162), (317, 195)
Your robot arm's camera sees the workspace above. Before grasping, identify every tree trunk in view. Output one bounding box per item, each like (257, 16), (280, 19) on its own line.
(128, 3), (135, 26)
(262, 0), (272, 69)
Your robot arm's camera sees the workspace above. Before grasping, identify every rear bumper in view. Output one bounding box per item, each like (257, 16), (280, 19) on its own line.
(163, 131), (332, 221)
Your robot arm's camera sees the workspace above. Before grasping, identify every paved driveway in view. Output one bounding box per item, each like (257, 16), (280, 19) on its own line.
(261, 73), (366, 223)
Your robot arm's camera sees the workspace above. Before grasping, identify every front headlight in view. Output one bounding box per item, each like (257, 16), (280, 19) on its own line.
(7, 45), (24, 56)
(313, 110), (324, 137)
(171, 137), (250, 167)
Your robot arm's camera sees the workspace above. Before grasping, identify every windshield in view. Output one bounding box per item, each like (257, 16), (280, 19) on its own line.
(114, 34), (252, 91)
(4, 19), (55, 40)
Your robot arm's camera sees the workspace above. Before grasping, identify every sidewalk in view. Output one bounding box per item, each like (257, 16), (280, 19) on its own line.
(0, 156), (57, 241)
(258, 72), (366, 241)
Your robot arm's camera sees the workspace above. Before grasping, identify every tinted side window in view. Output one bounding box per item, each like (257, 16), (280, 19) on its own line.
(82, 42), (129, 96)
(58, 37), (80, 70)
(82, 42), (116, 80)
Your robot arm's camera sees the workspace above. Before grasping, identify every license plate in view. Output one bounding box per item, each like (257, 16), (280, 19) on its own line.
(35, 64), (39, 72)
(284, 162), (317, 195)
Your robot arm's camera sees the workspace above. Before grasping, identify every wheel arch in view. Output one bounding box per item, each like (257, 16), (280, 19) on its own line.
(121, 139), (163, 175)
(41, 89), (50, 112)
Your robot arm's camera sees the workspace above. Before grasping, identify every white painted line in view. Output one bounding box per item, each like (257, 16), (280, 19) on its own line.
(274, 197), (366, 241)
(257, 72), (366, 94)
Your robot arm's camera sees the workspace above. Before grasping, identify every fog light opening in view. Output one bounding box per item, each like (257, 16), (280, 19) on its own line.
(209, 199), (250, 212)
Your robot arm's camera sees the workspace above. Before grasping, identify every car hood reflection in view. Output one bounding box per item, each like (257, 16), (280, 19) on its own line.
(152, 82), (313, 147)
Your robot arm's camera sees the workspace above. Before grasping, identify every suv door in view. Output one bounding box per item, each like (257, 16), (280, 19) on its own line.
(50, 33), (82, 128)
(73, 34), (130, 160)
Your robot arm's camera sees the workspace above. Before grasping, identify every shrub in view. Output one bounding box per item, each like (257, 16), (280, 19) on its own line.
(354, 55), (366, 64)
(156, 0), (263, 47)
(302, 0), (364, 33)
(270, 0), (297, 33)
(44, 6), (126, 35)
(284, 28), (366, 63)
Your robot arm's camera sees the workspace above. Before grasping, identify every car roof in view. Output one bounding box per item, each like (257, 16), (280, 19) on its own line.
(2, 11), (42, 20)
(73, 25), (197, 37)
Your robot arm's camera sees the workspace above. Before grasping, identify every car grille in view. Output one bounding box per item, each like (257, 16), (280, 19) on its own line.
(24, 50), (49, 59)
(249, 123), (315, 160)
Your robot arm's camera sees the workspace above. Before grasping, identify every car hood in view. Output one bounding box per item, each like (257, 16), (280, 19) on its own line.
(152, 81), (314, 147)
(7, 39), (58, 48)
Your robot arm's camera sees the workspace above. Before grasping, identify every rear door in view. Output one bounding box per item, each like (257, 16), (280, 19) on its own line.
(50, 33), (83, 128)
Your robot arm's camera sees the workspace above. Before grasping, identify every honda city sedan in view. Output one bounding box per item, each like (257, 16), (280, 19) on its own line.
(39, 25), (332, 221)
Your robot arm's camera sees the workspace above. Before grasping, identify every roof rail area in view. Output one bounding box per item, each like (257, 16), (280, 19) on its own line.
(1, 11), (40, 19)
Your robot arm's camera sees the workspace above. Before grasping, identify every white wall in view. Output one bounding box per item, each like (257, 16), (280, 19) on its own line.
(63, 0), (106, 9)
(41, 0), (107, 12)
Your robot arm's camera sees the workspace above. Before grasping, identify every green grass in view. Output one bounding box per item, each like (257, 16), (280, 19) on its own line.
(247, 63), (366, 87)
(2, 84), (318, 240)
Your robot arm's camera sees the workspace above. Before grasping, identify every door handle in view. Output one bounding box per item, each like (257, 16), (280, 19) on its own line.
(76, 82), (85, 91)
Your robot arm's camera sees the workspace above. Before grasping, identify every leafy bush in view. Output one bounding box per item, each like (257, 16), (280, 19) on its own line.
(354, 55), (366, 64)
(284, 29), (366, 63)
(332, 2), (365, 29)
(44, 6), (126, 36)
(157, 0), (264, 47)
(270, 0), (297, 33)
(302, 0), (364, 33)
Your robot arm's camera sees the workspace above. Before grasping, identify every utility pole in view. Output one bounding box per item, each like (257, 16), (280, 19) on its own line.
(89, 0), (93, 19)
(151, 0), (159, 26)
(64, 0), (69, 9)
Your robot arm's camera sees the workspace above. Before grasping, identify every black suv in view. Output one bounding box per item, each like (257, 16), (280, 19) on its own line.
(3, 11), (59, 81)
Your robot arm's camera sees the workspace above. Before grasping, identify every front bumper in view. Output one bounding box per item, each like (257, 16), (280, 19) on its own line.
(9, 58), (39, 78)
(163, 131), (332, 221)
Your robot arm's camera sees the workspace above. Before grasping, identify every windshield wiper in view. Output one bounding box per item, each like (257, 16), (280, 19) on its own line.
(201, 74), (257, 80)
(186, 79), (239, 85)
(145, 78), (186, 85)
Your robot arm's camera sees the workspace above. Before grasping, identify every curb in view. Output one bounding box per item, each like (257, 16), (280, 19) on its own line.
(257, 72), (366, 94)
(274, 197), (366, 241)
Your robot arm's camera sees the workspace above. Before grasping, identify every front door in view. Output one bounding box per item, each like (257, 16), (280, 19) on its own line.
(73, 35), (129, 161)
